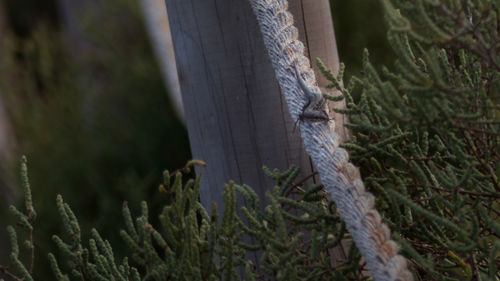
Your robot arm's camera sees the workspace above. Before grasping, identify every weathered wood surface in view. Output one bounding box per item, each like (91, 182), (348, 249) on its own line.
(165, 0), (345, 207)
(164, 1), (347, 255)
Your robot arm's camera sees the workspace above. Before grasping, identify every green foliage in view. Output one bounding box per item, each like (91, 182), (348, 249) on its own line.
(1, 157), (36, 281)
(321, 0), (500, 280)
(0, 0), (190, 279)
(330, 0), (396, 88)
(3, 0), (59, 36)
(2, 159), (370, 280)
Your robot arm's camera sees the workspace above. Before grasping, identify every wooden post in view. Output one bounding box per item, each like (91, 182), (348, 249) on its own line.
(164, 0), (346, 206)
(164, 0), (347, 262)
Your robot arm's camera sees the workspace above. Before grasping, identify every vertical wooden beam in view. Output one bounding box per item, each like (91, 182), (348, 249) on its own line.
(164, 0), (347, 262)
(164, 0), (345, 208)
(166, 0), (301, 209)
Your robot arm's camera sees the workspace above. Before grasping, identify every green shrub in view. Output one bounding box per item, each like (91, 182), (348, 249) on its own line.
(2, 158), (366, 280)
(320, 0), (500, 279)
(0, 0), (190, 279)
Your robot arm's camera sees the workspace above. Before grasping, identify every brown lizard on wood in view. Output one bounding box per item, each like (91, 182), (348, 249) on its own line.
(294, 62), (330, 123)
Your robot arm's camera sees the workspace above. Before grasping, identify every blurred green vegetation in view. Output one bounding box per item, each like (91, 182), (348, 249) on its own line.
(3, 0), (60, 36)
(0, 0), (190, 279)
(331, 0), (395, 86)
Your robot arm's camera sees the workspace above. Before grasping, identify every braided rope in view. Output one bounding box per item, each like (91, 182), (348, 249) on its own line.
(248, 1), (413, 280)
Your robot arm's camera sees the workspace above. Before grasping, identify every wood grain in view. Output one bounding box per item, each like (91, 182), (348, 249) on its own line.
(165, 0), (345, 206)
(165, 0), (347, 263)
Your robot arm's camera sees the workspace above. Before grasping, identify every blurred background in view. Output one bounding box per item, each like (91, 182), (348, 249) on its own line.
(0, 0), (392, 279)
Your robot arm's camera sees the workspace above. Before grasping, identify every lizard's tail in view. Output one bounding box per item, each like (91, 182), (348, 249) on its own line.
(248, 0), (414, 280)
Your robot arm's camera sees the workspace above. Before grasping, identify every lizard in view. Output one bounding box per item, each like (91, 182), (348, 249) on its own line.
(293, 62), (330, 123)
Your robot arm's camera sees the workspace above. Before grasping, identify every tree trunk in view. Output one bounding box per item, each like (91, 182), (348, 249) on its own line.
(139, 0), (184, 121)
(164, 0), (347, 261)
